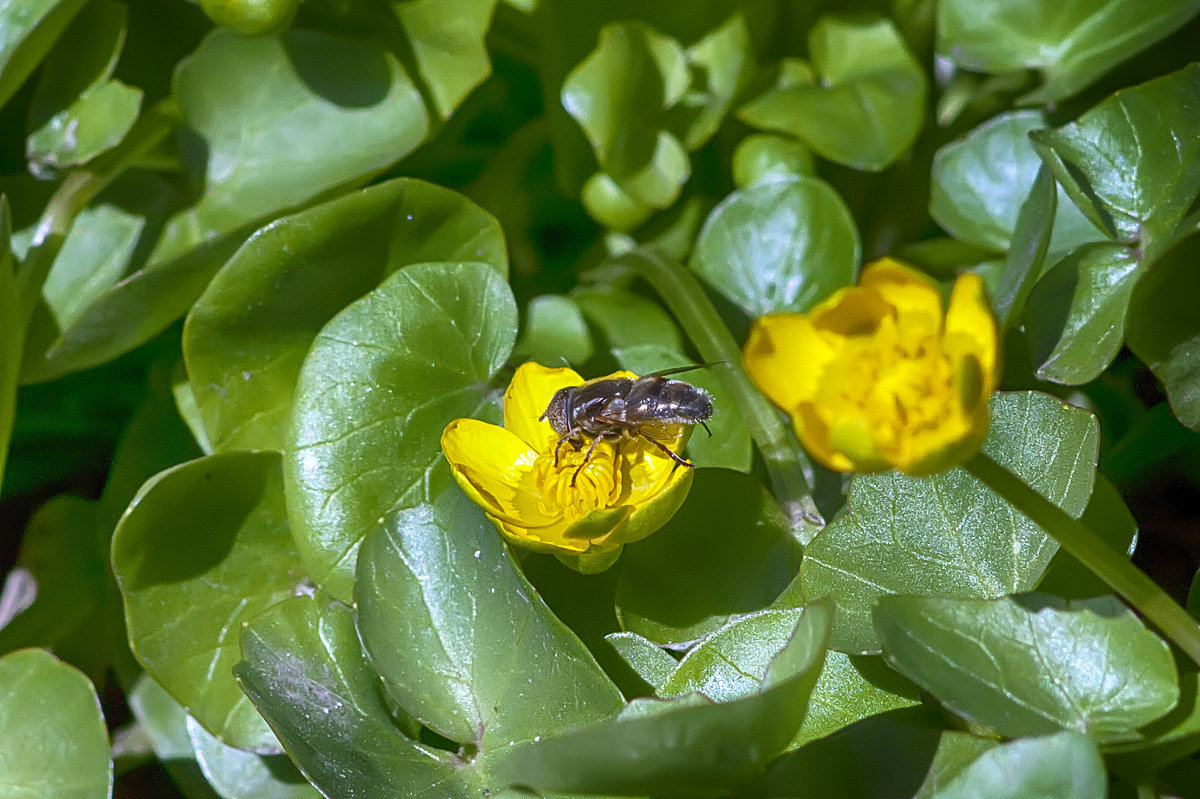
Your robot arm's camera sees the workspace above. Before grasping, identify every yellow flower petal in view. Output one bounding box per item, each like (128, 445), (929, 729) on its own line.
(944, 271), (1000, 396)
(441, 418), (553, 527)
(503, 362), (584, 452)
(859, 257), (943, 334)
(744, 313), (834, 411)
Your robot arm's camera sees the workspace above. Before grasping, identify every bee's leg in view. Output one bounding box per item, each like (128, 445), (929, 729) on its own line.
(553, 429), (583, 467)
(570, 435), (606, 487)
(700, 420), (712, 437)
(640, 434), (692, 470)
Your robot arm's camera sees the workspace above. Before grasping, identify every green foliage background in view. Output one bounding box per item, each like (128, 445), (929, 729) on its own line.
(1, 0), (1200, 797)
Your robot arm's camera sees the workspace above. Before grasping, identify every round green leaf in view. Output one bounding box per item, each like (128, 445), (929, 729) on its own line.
(354, 489), (623, 749)
(172, 29), (429, 239)
(1024, 241), (1140, 385)
(875, 594), (1179, 742)
(112, 451), (304, 752)
(732, 134), (815, 188)
(489, 602), (832, 797)
(1030, 64), (1200, 245)
(690, 176), (859, 317)
(791, 652), (921, 748)
(930, 111), (1101, 257)
(27, 79), (141, 175)
(616, 469), (799, 644)
(187, 716), (318, 799)
(0, 649), (111, 799)
(936, 0), (1200, 105)
(185, 178), (506, 452)
(932, 731), (1105, 799)
(1126, 232), (1200, 430)
(738, 16), (926, 171)
(682, 14), (752, 150)
(285, 261), (517, 600)
(605, 632), (678, 691)
(235, 596), (477, 799)
(513, 294), (593, 366)
(572, 283), (684, 353)
(802, 392), (1099, 654)
(394, 0), (494, 119)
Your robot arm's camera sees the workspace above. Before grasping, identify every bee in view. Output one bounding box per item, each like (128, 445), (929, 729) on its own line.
(540, 366), (715, 486)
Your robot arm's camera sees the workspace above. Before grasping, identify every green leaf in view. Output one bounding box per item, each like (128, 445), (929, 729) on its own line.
(1024, 241), (1140, 384)
(681, 13), (752, 150)
(605, 631), (678, 691)
(26, 79), (142, 174)
(184, 178), (506, 452)
(616, 469), (799, 644)
(1105, 671), (1200, 776)
(930, 731), (1105, 799)
(0, 198), (17, 495)
(187, 716), (319, 799)
(394, 0), (495, 119)
(126, 674), (220, 799)
(614, 345), (752, 471)
(562, 22), (690, 207)
(732, 134), (815, 188)
(27, 0), (125, 128)
(488, 601), (832, 797)
(573, 283), (684, 353)
(875, 594), (1179, 742)
(286, 261), (517, 600)
(169, 29), (429, 246)
(738, 16), (926, 171)
(1126, 232), (1200, 430)
(514, 294), (594, 366)
(354, 489), (624, 748)
(936, 0), (1200, 104)
(0, 649), (111, 799)
(112, 451), (305, 752)
(1036, 475), (1137, 598)
(802, 392), (1099, 654)
(993, 165), (1055, 331)
(1030, 63), (1200, 246)
(791, 652), (921, 748)
(0, 0), (88, 110)
(689, 176), (859, 317)
(235, 596), (477, 798)
(930, 111), (1100, 257)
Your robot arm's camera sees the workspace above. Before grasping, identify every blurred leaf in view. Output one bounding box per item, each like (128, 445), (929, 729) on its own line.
(0, 0), (88, 110)
(1030, 63), (1200, 246)
(680, 13), (752, 150)
(126, 674), (221, 799)
(606, 631), (677, 691)
(875, 594), (1178, 742)
(394, 0), (495, 119)
(930, 111), (1101, 257)
(514, 294), (594, 366)
(930, 731), (1105, 799)
(0, 649), (111, 799)
(355, 489), (623, 748)
(27, 79), (142, 175)
(614, 345), (752, 471)
(738, 16), (925, 170)
(112, 451), (304, 752)
(732, 134), (815, 188)
(165, 28), (429, 253)
(185, 178), (506, 452)
(936, 0), (1200, 104)
(187, 716), (319, 799)
(286, 262), (517, 600)
(911, 732), (998, 799)
(1126, 232), (1200, 431)
(1024, 241), (1139, 384)
(0, 496), (108, 681)
(235, 596), (477, 798)
(1036, 475), (1137, 598)
(802, 392), (1098, 654)
(791, 652), (921, 748)
(689, 176), (859, 317)
(616, 469), (799, 644)
(573, 283), (684, 353)
(562, 22), (690, 207)
(27, 0), (125, 126)
(0, 198), (16, 495)
(489, 601), (832, 798)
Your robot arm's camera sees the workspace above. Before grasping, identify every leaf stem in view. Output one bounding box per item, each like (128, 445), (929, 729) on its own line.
(617, 248), (824, 537)
(966, 451), (1200, 667)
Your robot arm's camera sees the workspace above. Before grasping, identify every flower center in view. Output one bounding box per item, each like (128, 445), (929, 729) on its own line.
(531, 439), (625, 523)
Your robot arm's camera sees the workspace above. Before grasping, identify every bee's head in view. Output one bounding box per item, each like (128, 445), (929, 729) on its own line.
(540, 388), (573, 435)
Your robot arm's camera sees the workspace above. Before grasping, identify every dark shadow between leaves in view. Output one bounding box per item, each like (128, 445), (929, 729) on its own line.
(283, 32), (391, 109)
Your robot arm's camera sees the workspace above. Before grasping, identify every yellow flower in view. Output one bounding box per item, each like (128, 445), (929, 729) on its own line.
(440, 362), (695, 573)
(743, 258), (999, 476)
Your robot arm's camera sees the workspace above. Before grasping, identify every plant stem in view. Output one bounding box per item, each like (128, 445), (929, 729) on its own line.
(619, 248), (824, 538)
(966, 451), (1200, 667)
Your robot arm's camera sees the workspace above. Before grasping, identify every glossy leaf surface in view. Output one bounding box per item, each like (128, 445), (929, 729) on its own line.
(931, 731), (1105, 799)
(802, 392), (1098, 653)
(286, 262), (517, 600)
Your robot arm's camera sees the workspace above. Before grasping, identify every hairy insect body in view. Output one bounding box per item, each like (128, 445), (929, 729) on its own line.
(541, 369), (715, 485)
